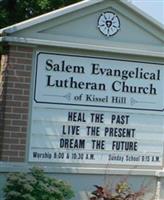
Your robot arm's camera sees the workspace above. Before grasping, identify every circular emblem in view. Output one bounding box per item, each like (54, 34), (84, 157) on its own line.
(97, 11), (120, 37)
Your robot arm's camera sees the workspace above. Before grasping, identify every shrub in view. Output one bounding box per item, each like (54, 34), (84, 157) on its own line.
(3, 167), (74, 200)
(89, 180), (147, 200)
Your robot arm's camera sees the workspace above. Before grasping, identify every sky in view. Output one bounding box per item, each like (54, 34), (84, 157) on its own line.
(131, 0), (164, 25)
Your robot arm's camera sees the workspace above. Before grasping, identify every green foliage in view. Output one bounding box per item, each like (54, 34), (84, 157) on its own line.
(3, 167), (74, 200)
(0, 0), (82, 28)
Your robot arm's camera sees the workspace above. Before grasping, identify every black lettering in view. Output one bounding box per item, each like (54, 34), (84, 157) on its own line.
(67, 112), (86, 122)
(91, 140), (105, 150)
(86, 126), (100, 136)
(47, 75), (55, 86)
(90, 113), (104, 123)
(60, 138), (85, 149)
(111, 114), (129, 124)
(112, 141), (138, 151)
(45, 59), (53, 71)
(62, 125), (80, 135)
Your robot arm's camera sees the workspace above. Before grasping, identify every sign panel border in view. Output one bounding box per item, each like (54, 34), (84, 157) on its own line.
(34, 52), (164, 112)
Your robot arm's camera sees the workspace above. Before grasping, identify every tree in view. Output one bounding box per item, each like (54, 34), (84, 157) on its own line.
(0, 0), (82, 29)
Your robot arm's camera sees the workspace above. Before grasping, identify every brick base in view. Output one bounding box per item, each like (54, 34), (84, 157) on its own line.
(0, 45), (33, 162)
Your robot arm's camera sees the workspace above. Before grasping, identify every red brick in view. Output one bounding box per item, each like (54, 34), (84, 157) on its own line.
(11, 132), (26, 138)
(1, 156), (9, 161)
(21, 127), (27, 132)
(22, 114), (28, 120)
(7, 88), (23, 95)
(17, 58), (32, 65)
(25, 77), (31, 83)
(24, 65), (32, 71)
(5, 82), (14, 88)
(9, 46), (17, 51)
(9, 52), (27, 58)
(14, 95), (29, 101)
(11, 64), (25, 70)
(14, 83), (30, 89)
(1, 44), (33, 162)
(8, 76), (25, 82)
(2, 150), (18, 156)
(19, 151), (25, 157)
(4, 119), (12, 125)
(5, 126), (21, 132)
(5, 113), (21, 118)
(1, 132), (10, 137)
(17, 46), (33, 52)
(5, 100), (22, 107)
(0, 144), (10, 149)
(8, 157), (24, 162)
(23, 89), (30, 95)
(3, 137), (19, 144)
(26, 53), (33, 58)
(12, 120), (27, 126)
(12, 107), (28, 114)
(16, 70), (31, 77)
(22, 102), (29, 107)
(10, 144), (25, 150)
(8, 57), (17, 64)
(20, 139), (26, 145)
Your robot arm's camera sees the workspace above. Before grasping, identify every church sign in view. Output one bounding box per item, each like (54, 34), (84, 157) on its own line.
(29, 51), (164, 167)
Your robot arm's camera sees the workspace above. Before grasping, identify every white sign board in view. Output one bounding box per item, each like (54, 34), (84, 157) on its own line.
(34, 52), (164, 112)
(29, 52), (164, 167)
(29, 108), (164, 166)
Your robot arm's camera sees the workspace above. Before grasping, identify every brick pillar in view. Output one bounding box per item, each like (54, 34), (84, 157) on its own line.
(0, 45), (33, 162)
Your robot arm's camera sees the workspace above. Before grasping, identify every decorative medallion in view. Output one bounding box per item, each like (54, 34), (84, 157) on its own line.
(97, 11), (120, 36)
